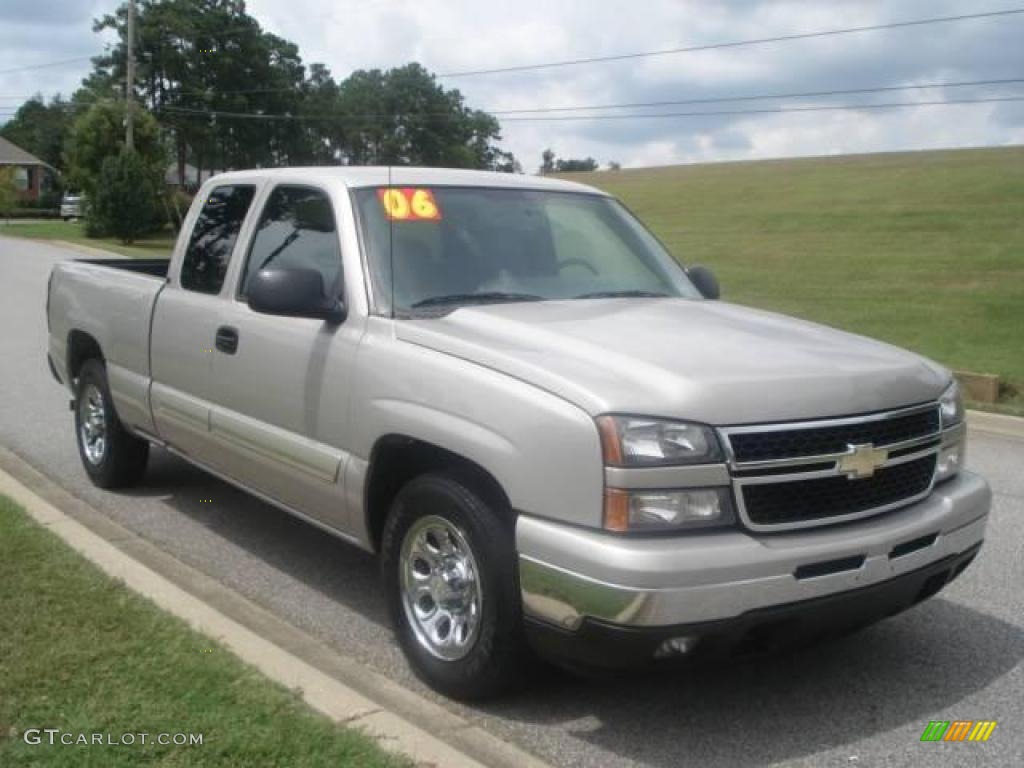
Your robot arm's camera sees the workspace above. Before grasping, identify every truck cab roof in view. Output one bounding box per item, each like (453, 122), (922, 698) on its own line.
(200, 166), (609, 196)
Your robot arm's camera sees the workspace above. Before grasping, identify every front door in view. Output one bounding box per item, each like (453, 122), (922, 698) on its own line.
(207, 184), (364, 532)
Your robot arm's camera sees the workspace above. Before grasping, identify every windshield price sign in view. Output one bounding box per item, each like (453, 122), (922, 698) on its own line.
(378, 188), (442, 221)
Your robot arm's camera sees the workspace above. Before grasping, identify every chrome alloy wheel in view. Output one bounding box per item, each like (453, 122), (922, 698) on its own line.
(78, 384), (107, 465)
(399, 514), (482, 661)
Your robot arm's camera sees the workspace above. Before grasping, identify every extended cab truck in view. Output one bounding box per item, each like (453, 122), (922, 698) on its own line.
(47, 167), (991, 699)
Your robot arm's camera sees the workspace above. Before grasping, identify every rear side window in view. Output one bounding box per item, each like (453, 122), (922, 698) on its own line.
(239, 186), (342, 298)
(180, 185), (256, 294)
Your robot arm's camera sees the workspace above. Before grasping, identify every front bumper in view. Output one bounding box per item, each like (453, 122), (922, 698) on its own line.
(517, 471), (990, 660)
(525, 542), (982, 668)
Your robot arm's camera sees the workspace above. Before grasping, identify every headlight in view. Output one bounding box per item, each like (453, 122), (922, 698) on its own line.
(596, 416), (722, 466)
(939, 381), (964, 427)
(604, 488), (735, 532)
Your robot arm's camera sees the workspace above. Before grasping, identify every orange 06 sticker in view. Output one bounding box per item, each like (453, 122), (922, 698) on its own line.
(377, 188), (442, 221)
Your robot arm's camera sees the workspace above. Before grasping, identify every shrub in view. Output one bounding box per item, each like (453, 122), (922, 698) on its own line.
(0, 167), (16, 219)
(88, 148), (162, 244)
(38, 188), (63, 210)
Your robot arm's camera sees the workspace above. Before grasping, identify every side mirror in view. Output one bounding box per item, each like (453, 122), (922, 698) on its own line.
(688, 265), (720, 300)
(247, 268), (346, 323)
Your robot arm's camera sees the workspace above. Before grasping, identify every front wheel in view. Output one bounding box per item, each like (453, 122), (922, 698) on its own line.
(74, 359), (149, 488)
(381, 473), (528, 700)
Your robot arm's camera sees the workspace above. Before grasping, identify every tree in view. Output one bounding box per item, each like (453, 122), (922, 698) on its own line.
(0, 167), (17, 221)
(92, 0), (308, 181)
(539, 150), (598, 173)
(0, 95), (75, 171)
(540, 149), (556, 174)
(64, 100), (166, 199)
(607, 161), (622, 171)
(555, 156), (599, 173)
(82, 2), (517, 173)
(335, 63), (514, 169)
(90, 148), (162, 243)
(489, 150), (522, 174)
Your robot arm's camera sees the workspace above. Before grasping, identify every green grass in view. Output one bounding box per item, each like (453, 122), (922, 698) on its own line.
(0, 495), (407, 768)
(0, 219), (175, 259)
(561, 146), (1024, 401)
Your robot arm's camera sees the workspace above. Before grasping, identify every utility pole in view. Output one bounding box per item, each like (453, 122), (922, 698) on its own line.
(125, 0), (136, 150)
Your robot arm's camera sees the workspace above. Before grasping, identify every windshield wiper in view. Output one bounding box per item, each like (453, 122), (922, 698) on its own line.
(573, 289), (669, 299)
(411, 292), (546, 309)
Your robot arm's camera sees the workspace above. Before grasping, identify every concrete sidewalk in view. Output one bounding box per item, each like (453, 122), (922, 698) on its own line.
(0, 445), (551, 768)
(968, 408), (1024, 440)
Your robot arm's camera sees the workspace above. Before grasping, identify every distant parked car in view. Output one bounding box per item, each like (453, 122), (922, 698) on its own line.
(60, 192), (84, 220)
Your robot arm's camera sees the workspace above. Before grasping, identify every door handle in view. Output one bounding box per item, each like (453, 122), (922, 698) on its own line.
(215, 326), (239, 355)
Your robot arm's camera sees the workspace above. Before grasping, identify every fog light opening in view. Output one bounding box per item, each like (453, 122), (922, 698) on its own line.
(936, 443), (963, 482)
(654, 635), (699, 659)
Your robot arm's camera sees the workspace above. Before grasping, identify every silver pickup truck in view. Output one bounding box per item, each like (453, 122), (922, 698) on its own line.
(47, 167), (990, 699)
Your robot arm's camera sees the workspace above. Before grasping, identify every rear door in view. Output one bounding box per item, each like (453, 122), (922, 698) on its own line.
(150, 183), (257, 464)
(206, 183), (365, 531)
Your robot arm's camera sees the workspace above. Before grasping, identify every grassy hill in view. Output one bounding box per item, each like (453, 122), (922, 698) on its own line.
(561, 146), (1024, 408)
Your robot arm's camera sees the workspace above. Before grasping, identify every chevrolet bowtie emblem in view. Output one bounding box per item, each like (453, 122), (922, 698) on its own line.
(838, 443), (889, 479)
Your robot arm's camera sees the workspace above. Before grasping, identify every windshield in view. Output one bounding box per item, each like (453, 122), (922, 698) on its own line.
(353, 186), (701, 314)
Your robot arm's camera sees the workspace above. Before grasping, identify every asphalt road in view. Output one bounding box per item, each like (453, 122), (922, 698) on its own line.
(2, 235), (1022, 767)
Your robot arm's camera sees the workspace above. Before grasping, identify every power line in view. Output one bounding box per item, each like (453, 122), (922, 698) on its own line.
(499, 95), (1024, 122)
(0, 9), (1017, 86)
(151, 95), (1024, 124)
(0, 55), (94, 76)
(3, 79), (1024, 125)
(487, 77), (1024, 114)
(6, 75), (1019, 117)
(5, 74), (1024, 108)
(437, 8), (1024, 78)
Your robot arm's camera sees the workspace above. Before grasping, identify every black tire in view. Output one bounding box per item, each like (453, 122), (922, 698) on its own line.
(74, 359), (149, 489)
(381, 472), (528, 700)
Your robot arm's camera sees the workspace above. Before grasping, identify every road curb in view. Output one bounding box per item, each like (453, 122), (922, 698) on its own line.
(967, 409), (1024, 440)
(0, 446), (552, 768)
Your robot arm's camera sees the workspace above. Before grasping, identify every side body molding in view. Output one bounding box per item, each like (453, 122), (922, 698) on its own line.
(151, 381), (348, 531)
(209, 407), (343, 484)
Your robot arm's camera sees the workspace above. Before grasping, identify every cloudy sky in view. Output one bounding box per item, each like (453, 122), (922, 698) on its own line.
(2, 0), (1024, 170)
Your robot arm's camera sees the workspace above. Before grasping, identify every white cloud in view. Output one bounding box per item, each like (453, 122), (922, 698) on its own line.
(3, 0), (1023, 169)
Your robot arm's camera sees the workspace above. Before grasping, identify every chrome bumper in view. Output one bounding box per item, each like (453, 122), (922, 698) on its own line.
(517, 471), (990, 631)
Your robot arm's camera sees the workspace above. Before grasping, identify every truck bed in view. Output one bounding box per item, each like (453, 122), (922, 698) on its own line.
(78, 257), (170, 279)
(47, 257), (171, 434)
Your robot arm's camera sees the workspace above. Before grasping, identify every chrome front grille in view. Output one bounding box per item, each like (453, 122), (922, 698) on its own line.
(741, 454), (937, 527)
(720, 404), (942, 531)
(728, 407), (940, 463)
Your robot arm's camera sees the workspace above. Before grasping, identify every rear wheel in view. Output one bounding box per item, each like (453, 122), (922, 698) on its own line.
(382, 473), (528, 700)
(74, 359), (149, 488)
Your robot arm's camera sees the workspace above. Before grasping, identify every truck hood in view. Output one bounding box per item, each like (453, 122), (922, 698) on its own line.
(396, 299), (949, 425)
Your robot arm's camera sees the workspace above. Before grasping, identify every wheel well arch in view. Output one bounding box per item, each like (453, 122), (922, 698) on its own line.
(67, 330), (104, 382)
(364, 435), (513, 552)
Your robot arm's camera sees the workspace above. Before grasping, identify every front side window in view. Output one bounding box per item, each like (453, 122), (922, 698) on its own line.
(239, 186), (342, 298)
(353, 186), (700, 315)
(180, 185), (256, 294)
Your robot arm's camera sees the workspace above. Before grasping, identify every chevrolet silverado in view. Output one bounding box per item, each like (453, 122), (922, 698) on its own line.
(46, 167), (990, 699)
